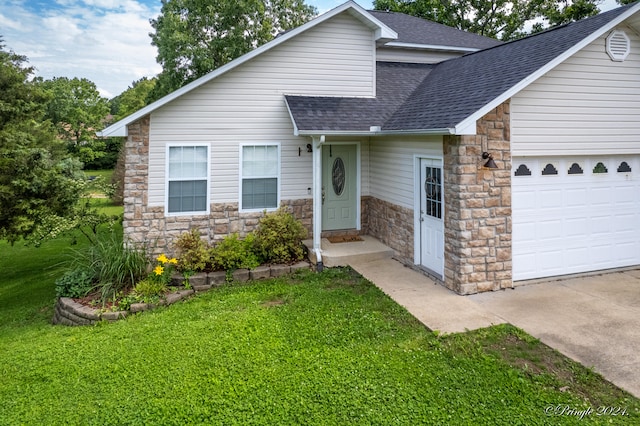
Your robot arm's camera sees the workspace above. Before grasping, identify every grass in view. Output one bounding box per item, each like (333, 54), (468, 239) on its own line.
(88, 197), (123, 217)
(84, 168), (114, 182)
(0, 225), (638, 424)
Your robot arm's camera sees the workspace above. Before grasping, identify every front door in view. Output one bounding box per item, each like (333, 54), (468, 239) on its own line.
(322, 144), (357, 231)
(419, 158), (444, 276)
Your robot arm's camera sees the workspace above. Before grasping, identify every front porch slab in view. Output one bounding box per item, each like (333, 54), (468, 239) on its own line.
(305, 235), (394, 267)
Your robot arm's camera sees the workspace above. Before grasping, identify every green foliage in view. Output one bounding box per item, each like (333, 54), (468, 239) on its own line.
(149, 0), (317, 100)
(174, 229), (209, 272)
(83, 137), (122, 170)
(39, 76), (110, 165)
(374, 0), (601, 41)
(0, 42), (87, 244)
(54, 267), (94, 298)
(70, 230), (148, 303)
(133, 278), (168, 301)
(149, 254), (178, 285)
(109, 77), (157, 121)
(253, 207), (307, 264)
(210, 233), (260, 272)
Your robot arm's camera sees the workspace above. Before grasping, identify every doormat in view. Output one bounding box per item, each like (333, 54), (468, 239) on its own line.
(327, 235), (364, 243)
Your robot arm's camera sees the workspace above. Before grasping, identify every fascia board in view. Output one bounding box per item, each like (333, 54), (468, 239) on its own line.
(385, 41), (480, 52)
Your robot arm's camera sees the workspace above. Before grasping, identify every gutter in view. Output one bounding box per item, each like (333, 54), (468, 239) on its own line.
(297, 127), (456, 137)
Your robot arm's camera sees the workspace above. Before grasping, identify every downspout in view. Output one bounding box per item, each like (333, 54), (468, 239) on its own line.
(312, 135), (325, 272)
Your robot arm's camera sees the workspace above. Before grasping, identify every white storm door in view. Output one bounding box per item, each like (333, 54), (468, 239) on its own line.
(419, 158), (444, 276)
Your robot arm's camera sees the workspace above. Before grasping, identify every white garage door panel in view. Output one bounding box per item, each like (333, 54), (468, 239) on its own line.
(513, 156), (640, 280)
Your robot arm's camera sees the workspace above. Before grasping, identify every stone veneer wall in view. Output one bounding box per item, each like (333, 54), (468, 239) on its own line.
(364, 196), (414, 264)
(123, 116), (313, 256)
(442, 101), (512, 294)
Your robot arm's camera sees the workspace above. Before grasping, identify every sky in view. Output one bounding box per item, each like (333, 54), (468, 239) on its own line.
(0, 0), (619, 99)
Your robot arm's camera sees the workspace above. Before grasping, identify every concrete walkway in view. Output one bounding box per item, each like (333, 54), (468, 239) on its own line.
(350, 258), (506, 334)
(351, 258), (640, 398)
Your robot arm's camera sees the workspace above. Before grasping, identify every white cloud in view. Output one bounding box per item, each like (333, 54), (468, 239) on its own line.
(1, 0), (161, 98)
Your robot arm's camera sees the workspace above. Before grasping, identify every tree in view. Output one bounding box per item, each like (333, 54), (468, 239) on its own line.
(149, 0), (317, 100)
(109, 77), (157, 122)
(0, 42), (86, 243)
(373, 0), (602, 41)
(40, 77), (110, 166)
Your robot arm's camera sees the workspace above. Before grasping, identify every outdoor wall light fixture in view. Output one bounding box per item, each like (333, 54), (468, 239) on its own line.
(482, 152), (498, 169)
(300, 144), (313, 156)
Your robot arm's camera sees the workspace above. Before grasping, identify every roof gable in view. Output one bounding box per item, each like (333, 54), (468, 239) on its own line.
(98, 1), (396, 137)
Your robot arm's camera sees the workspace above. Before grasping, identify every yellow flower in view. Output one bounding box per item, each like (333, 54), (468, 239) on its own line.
(153, 265), (164, 276)
(169, 258), (178, 265)
(157, 254), (169, 264)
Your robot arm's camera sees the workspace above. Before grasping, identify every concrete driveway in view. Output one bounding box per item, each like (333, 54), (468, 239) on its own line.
(468, 269), (640, 398)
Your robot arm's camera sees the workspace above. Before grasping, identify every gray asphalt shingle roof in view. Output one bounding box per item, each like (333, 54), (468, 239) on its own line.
(369, 10), (501, 50)
(384, 4), (634, 130)
(286, 62), (434, 132)
(287, 5), (634, 133)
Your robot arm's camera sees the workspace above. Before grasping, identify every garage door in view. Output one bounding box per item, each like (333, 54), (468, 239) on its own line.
(512, 156), (640, 281)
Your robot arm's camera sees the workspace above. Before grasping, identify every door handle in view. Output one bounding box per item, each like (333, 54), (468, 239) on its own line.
(322, 186), (325, 205)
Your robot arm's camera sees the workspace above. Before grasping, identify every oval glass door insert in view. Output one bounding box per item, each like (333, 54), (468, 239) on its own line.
(332, 157), (345, 195)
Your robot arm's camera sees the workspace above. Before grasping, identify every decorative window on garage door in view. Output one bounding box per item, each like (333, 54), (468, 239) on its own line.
(593, 162), (608, 173)
(541, 163), (558, 175)
(568, 163), (583, 174)
(514, 164), (531, 176)
(617, 161), (632, 173)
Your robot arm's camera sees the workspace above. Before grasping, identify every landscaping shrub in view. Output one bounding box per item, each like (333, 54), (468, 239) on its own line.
(174, 229), (209, 272)
(133, 278), (168, 301)
(253, 207), (307, 264)
(210, 233), (260, 272)
(71, 230), (148, 302)
(54, 267), (94, 298)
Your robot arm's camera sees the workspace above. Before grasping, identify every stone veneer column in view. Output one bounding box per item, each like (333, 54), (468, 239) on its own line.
(443, 101), (512, 294)
(122, 116), (151, 248)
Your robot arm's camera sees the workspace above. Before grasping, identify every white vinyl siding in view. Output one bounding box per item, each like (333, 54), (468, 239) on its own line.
(166, 145), (209, 215)
(511, 25), (640, 156)
(368, 135), (443, 208)
(376, 47), (464, 64)
(240, 144), (279, 211)
(147, 12), (376, 207)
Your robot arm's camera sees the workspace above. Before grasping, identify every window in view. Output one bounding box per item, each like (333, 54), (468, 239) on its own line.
(568, 163), (583, 174)
(514, 164), (531, 176)
(241, 144), (279, 210)
(424, 166), (442, 219)
(167, 145), (209, 214)
(541, 163), (558, 175)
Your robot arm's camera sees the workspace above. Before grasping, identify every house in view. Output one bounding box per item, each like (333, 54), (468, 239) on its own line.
(99, 1), (640, 295)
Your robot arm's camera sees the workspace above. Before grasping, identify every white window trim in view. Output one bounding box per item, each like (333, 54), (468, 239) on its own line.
(165, 143), (211, 217)
(239, 142), (281, 213)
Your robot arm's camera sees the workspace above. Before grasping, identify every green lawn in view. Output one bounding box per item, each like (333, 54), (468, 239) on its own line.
(0, 237), (638, 425)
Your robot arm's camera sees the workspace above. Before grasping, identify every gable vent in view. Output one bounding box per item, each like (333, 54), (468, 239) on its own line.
(606, 30), (630, 62)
